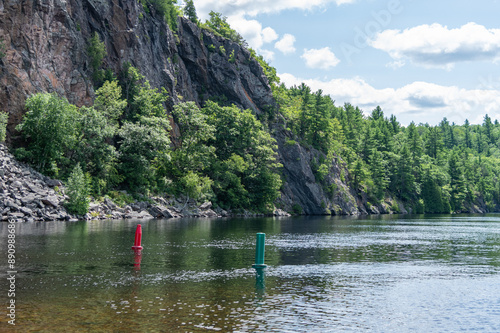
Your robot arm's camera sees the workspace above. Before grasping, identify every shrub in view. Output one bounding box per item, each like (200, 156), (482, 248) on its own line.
(66, 164), (91, 215)
(181, 171), (213, 202)
(16, 93), (80, 176)
(0, 111), (8, 142)
(391, 202), (400, 213)
(228, 49), (236, 63)
(292, 204), (303, 215)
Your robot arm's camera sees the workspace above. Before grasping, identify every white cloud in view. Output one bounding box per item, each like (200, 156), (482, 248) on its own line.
(275, 34), (297, 55)
(259, 49), (275, 62)
(195, 0), (356, 20)
(262, 27), (278, 43)
(301, 47), (340, 69)
(369, 22), (500, 69)
(194, 0), (355, 56)
(226, 16), (279, 50)
(278, 73), (500, 125)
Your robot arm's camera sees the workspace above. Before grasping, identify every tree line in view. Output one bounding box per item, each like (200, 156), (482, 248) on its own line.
(272, 81), (500, 213)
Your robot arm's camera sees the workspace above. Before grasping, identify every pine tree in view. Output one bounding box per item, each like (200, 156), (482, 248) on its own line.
(183, 0), (198, 23)
(483, 114), (493, 143)
(369, 149), (389, 201)
(421, 169), (444, 213)
(395, 144), (415, 201)
(464, 119), (472, 149)
(448, 150), (467, 211)
(425, 127), (443, 159)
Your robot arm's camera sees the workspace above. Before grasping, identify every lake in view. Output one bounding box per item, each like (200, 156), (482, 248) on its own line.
(1, 214), (500, 332)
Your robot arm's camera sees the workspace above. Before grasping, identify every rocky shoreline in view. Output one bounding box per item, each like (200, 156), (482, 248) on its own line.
(0, 144), (290, 222)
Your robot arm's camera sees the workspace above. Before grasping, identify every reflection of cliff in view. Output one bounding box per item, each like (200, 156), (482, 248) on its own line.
(0, 0), (371, 215)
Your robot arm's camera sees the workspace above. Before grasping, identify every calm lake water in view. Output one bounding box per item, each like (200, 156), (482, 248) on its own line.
(1, 214), (500, 332)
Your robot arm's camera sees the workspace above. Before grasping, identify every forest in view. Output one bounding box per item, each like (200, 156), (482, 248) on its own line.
(272, 81), (500, 214)
(6, 1), (500, 216)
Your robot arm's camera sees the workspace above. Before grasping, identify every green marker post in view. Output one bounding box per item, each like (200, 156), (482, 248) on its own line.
(252, 232), (267, 268)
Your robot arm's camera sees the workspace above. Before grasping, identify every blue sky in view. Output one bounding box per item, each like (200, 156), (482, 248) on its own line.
(191, 0), (500, 125)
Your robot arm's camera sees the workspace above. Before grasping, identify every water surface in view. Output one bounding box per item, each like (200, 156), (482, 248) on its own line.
(1, 214), (500, 332)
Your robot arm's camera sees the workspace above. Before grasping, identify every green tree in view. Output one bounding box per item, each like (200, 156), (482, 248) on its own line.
(131, 80), (169, 120)
(483, 114), (494, 143)
(464, 119), (472, 149)
(169, 102), (215, 176)
(204, 11), (243, 44)
(390, 114), (400, 134)
(425, 126), (443, 159)
(16, 93), (80, 176)
(181, 171), (213, 202)
(88, 32), (106, 71)
(118, 117), (171, 191)
(142, 0), (179, 31)
(183, 0), (198, 23)
(203, 101), (281, 211)
(448, 150), (467, 211)
(76, 106), (121, 195)
(118, 64), (168, 122)
(352, 159), (367, 190)
(369, 149), (389, 201)
(371, 106), (384, 121)
(93, 80), (127, 125)
(66, 164), (91, 215)
(421, 169), (445, 213)
(394, 144), (415, 201)
(87, 32), (107, 83)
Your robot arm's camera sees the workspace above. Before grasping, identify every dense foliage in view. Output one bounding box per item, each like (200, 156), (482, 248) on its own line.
(202, 11), (245, 45)
(15, 63), (281, 213)
(272, 79), (500, 213)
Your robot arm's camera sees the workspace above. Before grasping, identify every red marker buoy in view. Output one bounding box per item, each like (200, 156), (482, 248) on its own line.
(132, 224), (143, 250)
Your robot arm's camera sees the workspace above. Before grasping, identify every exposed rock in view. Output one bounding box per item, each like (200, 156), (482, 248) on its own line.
(199, 201), (212, 210)
(274, 123), (359, 215)
(46, 179), (63, 187)
(103, 197), (117, 210)
(125, 210), (154, 220)
(148, 205), (181, 219)
(41, 195), (59, 208)
(0, 144), (70, 221)
(273, 209), (291, 217)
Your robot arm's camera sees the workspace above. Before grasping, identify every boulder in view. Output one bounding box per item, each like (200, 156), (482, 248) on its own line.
(199, 201), (212, 210)
(46, 179), (63, 187)
(42, 196), (59, 208)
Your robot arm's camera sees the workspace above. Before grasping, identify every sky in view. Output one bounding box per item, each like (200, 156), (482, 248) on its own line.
(189, 0), (500, 126)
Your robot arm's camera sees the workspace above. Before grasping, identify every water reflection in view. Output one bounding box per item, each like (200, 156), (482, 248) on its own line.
(1, 215), (500, 332)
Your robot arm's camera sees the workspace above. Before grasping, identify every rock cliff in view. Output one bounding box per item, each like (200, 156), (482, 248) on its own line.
(0, 0), (383, 216)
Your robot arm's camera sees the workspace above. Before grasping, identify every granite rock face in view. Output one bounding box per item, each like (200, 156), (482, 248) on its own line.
(0, 0), (274, 143)
(273, 122), (361, 215)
